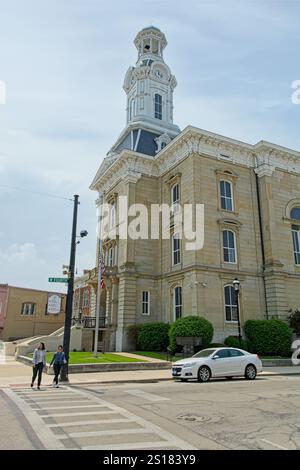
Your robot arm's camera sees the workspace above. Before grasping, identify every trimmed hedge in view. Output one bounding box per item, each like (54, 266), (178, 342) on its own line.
(169, 315), (214, 353)
(244, 319), (292, 357)
(224, 335), (249, 351)
(137, 322), (170, 351)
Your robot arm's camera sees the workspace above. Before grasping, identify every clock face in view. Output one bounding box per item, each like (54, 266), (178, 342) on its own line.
(155, 69), (163, 79)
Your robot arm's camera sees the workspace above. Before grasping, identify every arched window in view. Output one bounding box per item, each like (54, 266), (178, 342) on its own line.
(154, 93), (162, 120)
(220, 180), (233, 211)
(224, 285), (238, 322)
(223, 230), (236, 263)
(291, 207), (300, 265)
(21, 303), (36, 316)
(173, 286), (182, 320)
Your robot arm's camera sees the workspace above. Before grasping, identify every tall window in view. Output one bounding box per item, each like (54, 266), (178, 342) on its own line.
(83, 290), (89, 308)
(108, 247), (114, 267)
(223, 230), (236, 263)
(142, 291), (150, 315)
(171, 183), (180, 214)
(220, 180), (233, 211)
(291, 208), (300, 265)
(172, 233), (181, 265)
(292, 224), (300, 265)
(21, 303), (36, 316)
(174, 286), (182, 320)
(154, 93), (162, 120)
(224, 285), (238, 322)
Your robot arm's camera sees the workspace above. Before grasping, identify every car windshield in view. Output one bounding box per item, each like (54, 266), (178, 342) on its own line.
(193, 349), (217, 358)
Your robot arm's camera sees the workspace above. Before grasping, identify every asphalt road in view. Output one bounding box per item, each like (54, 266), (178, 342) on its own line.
(1, 374), (299, 450)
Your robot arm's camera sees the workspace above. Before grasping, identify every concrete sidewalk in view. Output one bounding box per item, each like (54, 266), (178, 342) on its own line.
(0, 357), (299, 388)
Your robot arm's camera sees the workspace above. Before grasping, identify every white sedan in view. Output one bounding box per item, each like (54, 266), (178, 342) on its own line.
(172, 347), (262, 382)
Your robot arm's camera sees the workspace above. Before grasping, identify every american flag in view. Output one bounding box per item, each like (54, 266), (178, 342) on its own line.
(99, 251), (105, 289)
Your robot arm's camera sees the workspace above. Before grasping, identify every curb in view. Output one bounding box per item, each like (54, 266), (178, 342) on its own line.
(67, 370), (300, 386)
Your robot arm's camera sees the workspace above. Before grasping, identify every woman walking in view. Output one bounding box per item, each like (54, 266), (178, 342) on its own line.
(31, 342), (46, 390)
(50, 345), (66, 388)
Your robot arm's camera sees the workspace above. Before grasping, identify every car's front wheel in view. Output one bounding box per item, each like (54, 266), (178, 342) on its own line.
(197, 366), (211, 383)
(245, 364), (257, 380)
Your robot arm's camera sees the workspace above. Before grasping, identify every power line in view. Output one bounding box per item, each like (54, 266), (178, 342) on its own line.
(0, 183), (73, 202)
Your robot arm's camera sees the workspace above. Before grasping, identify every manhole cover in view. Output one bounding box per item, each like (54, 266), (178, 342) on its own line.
(177, 413), (210, 422)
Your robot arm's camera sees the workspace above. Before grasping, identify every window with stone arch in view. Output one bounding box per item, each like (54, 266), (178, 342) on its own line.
(223, 229), (237, 263)
(173, 286), (182, 321)
(291, 207), (300, 265)
(220, 179), (234, 212)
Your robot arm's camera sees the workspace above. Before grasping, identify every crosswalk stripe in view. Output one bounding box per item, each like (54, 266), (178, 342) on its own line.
(31, 404), (105, 410)
(82, 442), (178, 450)
(47, 418), (133, 428)
(28, 399), (91, 405)
(58, 428), (148, 439)
(39, 410), (115, 418)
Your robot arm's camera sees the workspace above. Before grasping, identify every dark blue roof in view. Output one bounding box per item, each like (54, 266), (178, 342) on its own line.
(115, 129), (160, 156)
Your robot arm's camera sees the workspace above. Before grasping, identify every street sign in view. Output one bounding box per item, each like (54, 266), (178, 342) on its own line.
(48, 277), (68, 283)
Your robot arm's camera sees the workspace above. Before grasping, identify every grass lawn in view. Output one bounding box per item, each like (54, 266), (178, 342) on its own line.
(35, 352), (146, 364)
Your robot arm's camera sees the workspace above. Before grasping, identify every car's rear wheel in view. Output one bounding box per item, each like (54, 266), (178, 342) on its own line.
(197, 366), (211, 382)
(245, 364), (257, 380)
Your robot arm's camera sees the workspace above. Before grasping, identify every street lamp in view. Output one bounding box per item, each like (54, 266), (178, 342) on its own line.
(60, 194), (88, 382)
(233, 278), (242, 348)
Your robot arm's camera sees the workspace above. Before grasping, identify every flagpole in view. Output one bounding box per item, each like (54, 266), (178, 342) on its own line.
(93, 196), (104, 357)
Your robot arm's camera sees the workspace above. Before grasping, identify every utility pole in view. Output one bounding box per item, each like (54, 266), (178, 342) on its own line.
(61, 195), (79, 381)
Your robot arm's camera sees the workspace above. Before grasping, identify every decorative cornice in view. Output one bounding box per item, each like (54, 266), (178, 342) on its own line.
(90, 125), (300, 193)
(254, 164), (275, 178)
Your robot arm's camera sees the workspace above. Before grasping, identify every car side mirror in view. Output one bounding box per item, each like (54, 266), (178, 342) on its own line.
(212, 355), (219, 360)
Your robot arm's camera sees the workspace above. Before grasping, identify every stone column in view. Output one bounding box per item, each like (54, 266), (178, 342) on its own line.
(255, 162), (288, 319)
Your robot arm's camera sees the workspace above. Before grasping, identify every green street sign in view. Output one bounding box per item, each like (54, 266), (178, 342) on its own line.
(48, 277), (69, 283)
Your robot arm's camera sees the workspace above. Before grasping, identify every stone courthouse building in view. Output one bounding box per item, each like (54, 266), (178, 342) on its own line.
(89, 26), (300, 351)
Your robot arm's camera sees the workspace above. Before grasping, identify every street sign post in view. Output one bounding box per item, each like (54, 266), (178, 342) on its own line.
(48, 277), (69, 283)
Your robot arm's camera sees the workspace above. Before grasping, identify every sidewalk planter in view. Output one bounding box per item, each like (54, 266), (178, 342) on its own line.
(16, 355), (171, 374)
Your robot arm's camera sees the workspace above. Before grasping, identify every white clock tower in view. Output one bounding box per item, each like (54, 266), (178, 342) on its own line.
(108, 26), (180, 157)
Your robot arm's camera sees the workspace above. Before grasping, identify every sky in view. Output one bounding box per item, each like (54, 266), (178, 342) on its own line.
(0, 0), (299, 292)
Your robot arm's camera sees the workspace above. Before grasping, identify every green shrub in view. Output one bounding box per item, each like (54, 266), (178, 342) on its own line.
(288, 309), (300, 335)
(224, 335), (249, 351)
(244, 319), (292, 357)
(169, 315), (214, 353)
(137, 323), (170, 351)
